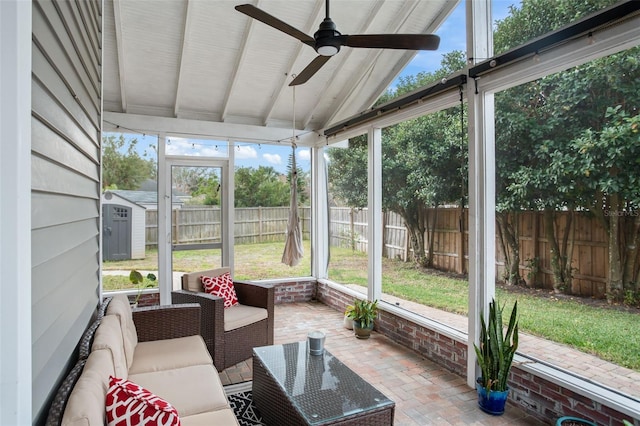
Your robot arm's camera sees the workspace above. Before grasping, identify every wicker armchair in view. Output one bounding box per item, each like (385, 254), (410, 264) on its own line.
(171, 267), (274, 372)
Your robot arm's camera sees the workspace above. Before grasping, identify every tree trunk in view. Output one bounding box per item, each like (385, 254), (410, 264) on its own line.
(425, 207), (438, 267)
(561, 209), (575, 294)
(496, 211), (523, 286)
(622, 213), (640, 294)
(407, 223), (427, 267)
(403, 203), (428, 268)
(544, 209), (569, 293)
(608, 194), (624, 302)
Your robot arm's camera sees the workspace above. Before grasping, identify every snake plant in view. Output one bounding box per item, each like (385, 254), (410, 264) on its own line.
(474, 299), (519, 392)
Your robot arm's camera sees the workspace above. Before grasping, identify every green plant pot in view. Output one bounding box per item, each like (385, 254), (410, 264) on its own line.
(353, 320), (374, 339)
(556, 417), (597, 426)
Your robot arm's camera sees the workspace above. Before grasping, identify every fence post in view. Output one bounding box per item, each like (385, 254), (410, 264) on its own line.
(531, 210), (540, 286)
(174, 209), (179, 244)
(350, 207), (355, 251)
(457, 206), (465, 274)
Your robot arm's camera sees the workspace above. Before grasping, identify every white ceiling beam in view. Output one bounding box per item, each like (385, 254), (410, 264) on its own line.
(173, 0), (192, 118)
(301, 0), (387, 128)
(104, 111), (305, 145)
(357, 2), (456, 114)
(113, 0), (127, 112)
(221, 0), (261, 122)
(263, 0), (324, 128)
(321, 1), (453, 127)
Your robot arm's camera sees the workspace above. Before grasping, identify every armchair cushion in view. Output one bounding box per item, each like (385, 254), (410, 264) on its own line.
(224, 305), (268, 332)
(201, 273), (238, 308)
(182, 267), (229, 293)
(176, 268), (274, 371)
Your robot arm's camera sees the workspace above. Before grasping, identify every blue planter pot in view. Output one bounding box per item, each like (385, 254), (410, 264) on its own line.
(476, 383), (509, 415)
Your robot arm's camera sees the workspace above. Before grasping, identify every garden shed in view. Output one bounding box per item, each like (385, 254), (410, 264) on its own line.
(101, 191), (146, 260)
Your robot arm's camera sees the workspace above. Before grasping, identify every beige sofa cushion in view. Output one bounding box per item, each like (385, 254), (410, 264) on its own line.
(128, 364), (228, 417)
(105, 294), (138, 369)
(225, 304), (268, 331)
(129, 335), (213, 375)
(182, 267), (229, 292)
(91, 315), (128, 379)
(62, 349), (114, 426)
(180, 409), (240, 426)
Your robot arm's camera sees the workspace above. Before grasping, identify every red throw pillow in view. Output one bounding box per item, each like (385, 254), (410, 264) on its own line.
(201, 272), (239, 308)
(106, 376), (180, 426)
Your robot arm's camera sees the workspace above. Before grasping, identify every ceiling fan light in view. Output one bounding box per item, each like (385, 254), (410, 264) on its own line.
(317, 45), (339, 56)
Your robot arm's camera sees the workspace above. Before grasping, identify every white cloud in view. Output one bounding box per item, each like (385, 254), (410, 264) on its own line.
(165, 137), (226, 157)
(298, 148), (310, 161)
(263, 153), (282, 165)
(235, 145), (258, 159)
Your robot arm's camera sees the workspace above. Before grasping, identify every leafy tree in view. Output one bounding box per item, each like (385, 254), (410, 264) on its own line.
(327, 136), (368, 209)
(102, 134), (156, 190)
(327, 51), (467, 268)
(494, 0), (618, 54)
(286, 151), (309, 206)
(558, 107), (640, 301)
(234, 166), (290, 207)
(173, 167), (221, 205)
(492, 0), (633, 294)
(381, 51), (467, 267)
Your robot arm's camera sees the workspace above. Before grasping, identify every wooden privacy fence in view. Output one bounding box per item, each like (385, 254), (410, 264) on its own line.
(145, 206), (312, 247)
(146, 206), (610, 298)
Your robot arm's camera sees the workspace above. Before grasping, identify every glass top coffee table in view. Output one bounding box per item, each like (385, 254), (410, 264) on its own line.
(252, 342), (395, 425)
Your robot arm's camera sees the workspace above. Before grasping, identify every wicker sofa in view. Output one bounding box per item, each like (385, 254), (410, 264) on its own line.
(172, 267), (275, 372)
(46, 295), (239, 425)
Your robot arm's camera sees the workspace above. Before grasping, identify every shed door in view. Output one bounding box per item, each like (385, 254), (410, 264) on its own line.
(103, 204), (132, 261)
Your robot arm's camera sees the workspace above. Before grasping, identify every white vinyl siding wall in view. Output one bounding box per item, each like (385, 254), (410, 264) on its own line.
(31, 0), (102, 423)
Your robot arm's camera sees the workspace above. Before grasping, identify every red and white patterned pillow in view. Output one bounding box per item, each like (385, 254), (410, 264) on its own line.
(106, 376), (180, 426)
(201, 272), (239, 308)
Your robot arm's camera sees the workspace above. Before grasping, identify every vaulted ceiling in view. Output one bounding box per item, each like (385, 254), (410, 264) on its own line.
(102, 0), (455, 143)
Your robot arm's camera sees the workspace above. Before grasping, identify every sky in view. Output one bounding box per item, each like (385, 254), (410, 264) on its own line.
(112, 1), (517, 176)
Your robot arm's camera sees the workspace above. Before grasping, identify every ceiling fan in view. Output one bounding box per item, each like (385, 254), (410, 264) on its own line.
(235, 0), (440, 86)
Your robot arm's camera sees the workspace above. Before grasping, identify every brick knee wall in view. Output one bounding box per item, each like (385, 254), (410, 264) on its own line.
(316, 281), (636, 425)
(273, 279), (317, 304)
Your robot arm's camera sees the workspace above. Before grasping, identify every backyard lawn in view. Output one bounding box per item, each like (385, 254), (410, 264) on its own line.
(103, 242), (640, 371)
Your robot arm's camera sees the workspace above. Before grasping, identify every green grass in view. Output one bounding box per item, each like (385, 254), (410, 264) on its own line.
(103, 240), (312, 279)
(103, 243), (640, 371)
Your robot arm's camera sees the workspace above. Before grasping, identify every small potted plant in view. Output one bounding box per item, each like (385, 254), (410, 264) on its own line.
(474, 298), (518, 415)
(555, 417), (597, 426)
(347, 299), (378, 339)
(343, 304), (355, 329)
(129, 270), (156, 307)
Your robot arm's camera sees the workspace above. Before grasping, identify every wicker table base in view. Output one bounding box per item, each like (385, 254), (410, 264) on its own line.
(252, 342), (394, 426)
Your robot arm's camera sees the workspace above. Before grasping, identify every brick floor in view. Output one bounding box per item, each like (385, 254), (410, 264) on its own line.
(219, 302), (546, 425)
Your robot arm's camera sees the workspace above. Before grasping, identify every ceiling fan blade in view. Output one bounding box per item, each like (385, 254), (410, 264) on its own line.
(235, 4), (315, 46)
(342, 34), (440, 51)
(290, 56), (332, 86)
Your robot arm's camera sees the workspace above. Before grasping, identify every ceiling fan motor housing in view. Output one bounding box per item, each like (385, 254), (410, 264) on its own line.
(314, 18), (342, 56)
